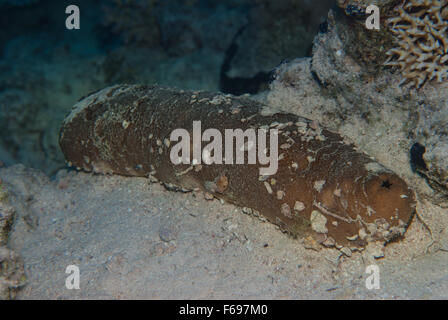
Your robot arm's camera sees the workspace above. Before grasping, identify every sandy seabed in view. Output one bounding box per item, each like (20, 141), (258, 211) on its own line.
(1, 163), (447, 299)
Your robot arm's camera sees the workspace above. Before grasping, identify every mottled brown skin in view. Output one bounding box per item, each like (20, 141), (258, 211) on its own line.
(60, 85), (416, 249)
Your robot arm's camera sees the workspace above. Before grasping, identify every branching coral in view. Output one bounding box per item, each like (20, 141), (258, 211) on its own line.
(385, 0), (448, 88)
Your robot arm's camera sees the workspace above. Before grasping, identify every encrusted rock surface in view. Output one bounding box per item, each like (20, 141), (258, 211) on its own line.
(267, 1), (448, 202)
(0, 178), (25, 300)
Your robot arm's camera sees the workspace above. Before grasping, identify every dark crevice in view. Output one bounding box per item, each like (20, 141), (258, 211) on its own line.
(219, 26), (272, 95)
(410, 142), (428, 173)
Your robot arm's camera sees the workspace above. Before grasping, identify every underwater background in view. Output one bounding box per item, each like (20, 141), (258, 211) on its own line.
(2, 0), (448, 300)
(0, 0), (332, 175)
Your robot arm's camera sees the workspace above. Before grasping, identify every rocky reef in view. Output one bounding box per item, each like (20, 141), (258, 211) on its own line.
(267, 0), (448, 203)
(222, 0), (333, 79)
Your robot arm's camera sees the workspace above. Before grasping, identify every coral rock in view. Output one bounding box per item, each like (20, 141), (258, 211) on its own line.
(385, 0), (448, 88)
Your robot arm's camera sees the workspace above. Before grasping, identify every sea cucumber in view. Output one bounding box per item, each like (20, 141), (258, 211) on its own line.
(59, 85), (416, 250)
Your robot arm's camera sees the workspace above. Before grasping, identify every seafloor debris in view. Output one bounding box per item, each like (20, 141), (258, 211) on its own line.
(0, 180), (25, 300)
(0, 180), (13, 246)
(0, 246), (25, 300)
(60, 85), (416, 250)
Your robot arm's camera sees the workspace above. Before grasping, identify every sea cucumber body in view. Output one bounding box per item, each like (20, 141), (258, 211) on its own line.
(60, 85), (415, 249)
